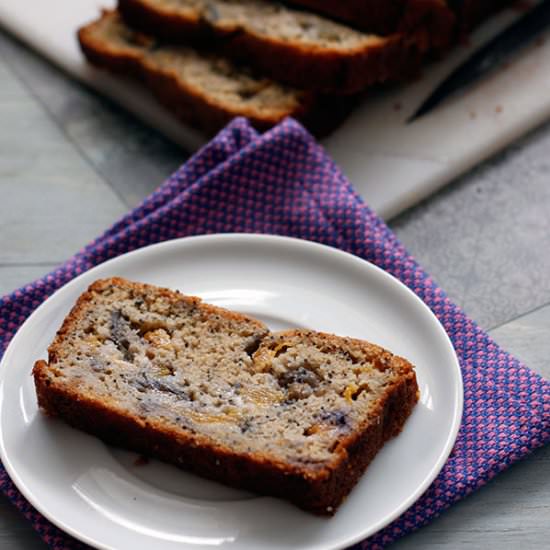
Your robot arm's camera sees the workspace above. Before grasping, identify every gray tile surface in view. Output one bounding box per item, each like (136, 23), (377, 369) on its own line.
(0, 44), (127, 269)
(0, 32), (186, 209)
(393, 121), (550, 330)
(0, 24), (548, 550)
(490, 302), (550, 380)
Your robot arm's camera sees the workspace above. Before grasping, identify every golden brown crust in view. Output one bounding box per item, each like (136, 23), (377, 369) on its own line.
(33, 277), (419, 515)
(77, 12), (146, 78)
(117, 0), (426, 93)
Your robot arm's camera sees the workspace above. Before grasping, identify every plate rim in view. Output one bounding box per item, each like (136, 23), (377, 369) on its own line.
(0, 233), (464, 550)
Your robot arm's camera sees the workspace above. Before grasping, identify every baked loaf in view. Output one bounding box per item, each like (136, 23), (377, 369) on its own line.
(33, 277), (419, 515)
(117, 0), (426, 93)
(285, 0), (456, 50)
(78, 10), (320, 134)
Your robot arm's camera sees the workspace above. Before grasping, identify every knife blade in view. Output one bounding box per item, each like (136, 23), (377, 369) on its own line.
(408, 0), (550, 123)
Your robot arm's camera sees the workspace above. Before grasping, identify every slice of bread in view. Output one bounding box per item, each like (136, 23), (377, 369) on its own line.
(286, 0), (456, 50)
(78, 10), (320, 134)
(33, 277), (419, 515)
(117, 0), (426, 93)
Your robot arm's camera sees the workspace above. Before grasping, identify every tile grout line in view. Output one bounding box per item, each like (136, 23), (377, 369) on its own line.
(0, 33), (132, 211)
(487, 300), (550, 333)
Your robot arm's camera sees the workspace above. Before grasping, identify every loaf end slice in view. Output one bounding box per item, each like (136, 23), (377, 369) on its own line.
(78, 10), (320, 134)
(33, 277), (419, 515)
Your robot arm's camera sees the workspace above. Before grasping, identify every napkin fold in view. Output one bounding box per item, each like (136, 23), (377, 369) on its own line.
(0, 118), (548, 550)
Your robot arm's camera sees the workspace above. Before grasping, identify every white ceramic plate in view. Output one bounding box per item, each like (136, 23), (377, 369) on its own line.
(0, 234), (463, 550)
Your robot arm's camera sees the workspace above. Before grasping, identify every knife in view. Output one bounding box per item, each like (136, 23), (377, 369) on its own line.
(408, 0), (550, 122)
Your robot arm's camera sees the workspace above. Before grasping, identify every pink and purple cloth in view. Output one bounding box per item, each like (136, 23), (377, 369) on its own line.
(1, 118), (548, 549)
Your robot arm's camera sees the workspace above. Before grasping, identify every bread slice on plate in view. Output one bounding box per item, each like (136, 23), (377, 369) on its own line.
(33, 277), (419, 515)
(117, 0), (427, 93)
(78, 10), (321, 135)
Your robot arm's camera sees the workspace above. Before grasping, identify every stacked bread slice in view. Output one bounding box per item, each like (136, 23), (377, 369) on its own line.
(79, 11), (323, 134)
(78, 1), (512, 136)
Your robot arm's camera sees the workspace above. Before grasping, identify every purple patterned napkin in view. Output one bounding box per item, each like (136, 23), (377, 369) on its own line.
(1, 118), (548, 550)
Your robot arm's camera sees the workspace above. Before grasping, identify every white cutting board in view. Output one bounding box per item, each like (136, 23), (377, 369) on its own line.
(1, 1), (550, 219)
